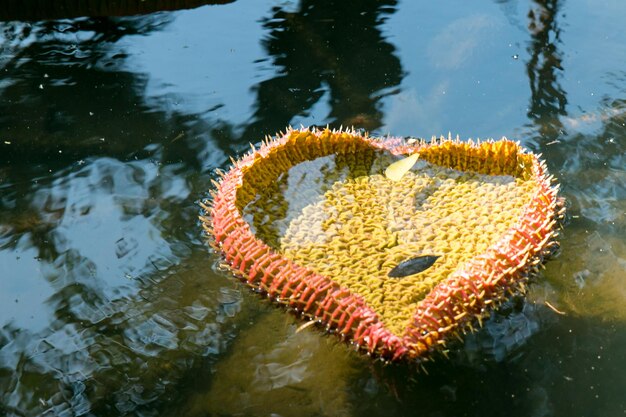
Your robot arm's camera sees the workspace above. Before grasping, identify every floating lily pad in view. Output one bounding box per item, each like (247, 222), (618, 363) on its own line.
(201, 127), (563, 362)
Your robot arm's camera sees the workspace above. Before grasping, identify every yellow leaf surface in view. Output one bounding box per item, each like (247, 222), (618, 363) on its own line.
(385, 153), (419, 181)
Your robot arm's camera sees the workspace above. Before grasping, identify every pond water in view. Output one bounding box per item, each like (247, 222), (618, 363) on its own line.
(0, 0), (625, 416)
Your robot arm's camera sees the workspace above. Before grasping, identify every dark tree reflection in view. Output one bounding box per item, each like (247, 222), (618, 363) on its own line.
(0, 15), (230, 415)
(0, 16), (216, 256)
(0, 17), (175, 161)
(0, 0), (235, 21)
(526, 0), (567, 140)
(242, 0), (403, 141)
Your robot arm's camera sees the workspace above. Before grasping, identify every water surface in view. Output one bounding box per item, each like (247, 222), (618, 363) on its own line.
(1, 0), (625, 416)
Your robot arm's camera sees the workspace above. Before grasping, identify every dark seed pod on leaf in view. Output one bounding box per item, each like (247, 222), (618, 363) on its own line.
(388, 255), (440, 278)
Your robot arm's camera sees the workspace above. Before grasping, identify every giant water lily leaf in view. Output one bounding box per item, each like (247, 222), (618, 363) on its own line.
(202, 127), (563, 363)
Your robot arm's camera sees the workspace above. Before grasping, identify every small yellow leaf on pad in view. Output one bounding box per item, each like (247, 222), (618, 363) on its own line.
(385, 153), (419, 181)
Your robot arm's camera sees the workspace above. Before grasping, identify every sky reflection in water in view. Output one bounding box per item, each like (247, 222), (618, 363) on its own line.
(0, 0), (625, 416)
